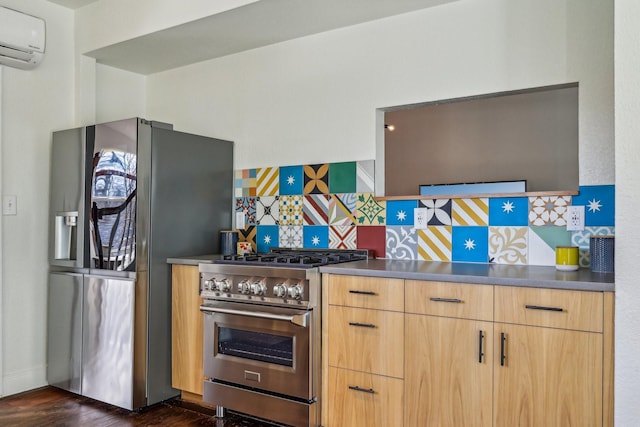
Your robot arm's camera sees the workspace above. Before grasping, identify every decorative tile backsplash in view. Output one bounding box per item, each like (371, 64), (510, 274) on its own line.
(234, 160), (615, 267)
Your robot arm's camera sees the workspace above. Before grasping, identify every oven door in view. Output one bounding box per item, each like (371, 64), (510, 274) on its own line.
(200, 301), (313, 400)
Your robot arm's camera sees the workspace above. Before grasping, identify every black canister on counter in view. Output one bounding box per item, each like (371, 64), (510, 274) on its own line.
(590, 235), (615, 273)
(220, 230), (239, 256)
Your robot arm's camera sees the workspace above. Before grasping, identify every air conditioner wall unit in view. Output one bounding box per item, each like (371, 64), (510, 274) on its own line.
(0, 6), (46, 70)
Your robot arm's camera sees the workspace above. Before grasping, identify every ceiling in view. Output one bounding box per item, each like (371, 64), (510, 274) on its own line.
(46, 0), (456, 75)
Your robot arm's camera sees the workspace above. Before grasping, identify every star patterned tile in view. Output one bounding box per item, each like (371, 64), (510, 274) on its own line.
(356, 193), (386, 226)
(452, 199), (488, 226)
(418, 226), (452, 261)
(329, 193), (357, 225)
(279, 225), (303, 249)
(386, 226), (418, 260)
(528, 196), (570, 226)
(571, 185), (615, 226)
(489, 197), (529, 226)
(386, 200), (416, 226)
(489, 226), (528, 265)
(279, 165), (303, 195)
(329, 225), (357, 249)
(303, 164), (329, 194)
(256, 225), (279, 253)
(303, 225), (329, 248)
(235, 197), (256, 226)
(256, 196), (280, 225)
(303, 194), (330, 225)
(418, 199), (452, 226)
(452, 226), (489, 263)
(279, 195), (304, 226)
(329, 161), (356, 194)
(256, 167), (279, 196)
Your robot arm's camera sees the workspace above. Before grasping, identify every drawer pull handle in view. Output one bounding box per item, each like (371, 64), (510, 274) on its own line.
(430, 297), (463, 303)
(500, 332), (507, 366)
(478, 330), (485, 363)
(525, 304), (564, 312)
(348, 385), (375, 394)
(349, 290), (377, 296)
(349, 322), (376, 328)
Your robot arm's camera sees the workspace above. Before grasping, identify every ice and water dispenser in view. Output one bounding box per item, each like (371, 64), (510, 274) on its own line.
(54, 211), (78, 261)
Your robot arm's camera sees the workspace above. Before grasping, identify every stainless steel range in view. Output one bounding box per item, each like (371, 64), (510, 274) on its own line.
(199, 248), (369, 427)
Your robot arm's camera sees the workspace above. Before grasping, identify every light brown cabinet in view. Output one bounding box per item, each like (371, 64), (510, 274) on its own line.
(405, 281), (494, 427)
(171, 264), (204, 401)
(323, 274), (614, 427)
(322, 274), (404, 427)
(493, 285), (609, 427)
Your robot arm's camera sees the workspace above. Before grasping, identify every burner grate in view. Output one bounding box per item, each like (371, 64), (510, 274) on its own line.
(217, 248), (369, 268)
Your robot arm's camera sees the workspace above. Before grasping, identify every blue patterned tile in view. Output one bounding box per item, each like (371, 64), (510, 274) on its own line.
(571, 185), (615, 226)
(235, 197), (257, 226)
(571, 226), (615, 267)
(303, 225), (329, 248)
(279, 165), (303, 195)
(256, 225), (279, 253)
(452, 226), (489, 263)
(386, 200), (417, 226)
(489, 197), (529, 226)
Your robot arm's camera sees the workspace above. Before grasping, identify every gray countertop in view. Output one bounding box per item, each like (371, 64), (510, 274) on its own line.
(167, 254), (221, 265)
(167, 255), (614, 292)
(319, 259), (615, 292)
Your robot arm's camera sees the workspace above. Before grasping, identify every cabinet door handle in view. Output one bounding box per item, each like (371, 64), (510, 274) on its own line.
(500, 332), (506, 366)
(348, 322), (376, 328)
(430, 297), (463, 303)
(525, 304), (564, 312)
(349, 290), (377, 296)
(348, 385), (375, 394)
(478, 330), (485, 363)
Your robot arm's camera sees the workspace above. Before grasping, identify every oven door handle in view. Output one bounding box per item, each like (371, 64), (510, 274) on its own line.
(199, 305), (310, 328)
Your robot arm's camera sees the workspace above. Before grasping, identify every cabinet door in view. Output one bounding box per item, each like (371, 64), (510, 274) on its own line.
(405, 314), (493, 427)
(326, 367), (403, 427)
(494, 323), (603, 427)
(171, 264), (204, 395)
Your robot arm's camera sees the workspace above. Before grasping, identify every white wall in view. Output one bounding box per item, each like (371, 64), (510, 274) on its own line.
(95, 64), (146, 123)
(145, 0), (613, 183)
(614, 0), (640, 423)
(0, 0), (76, 395)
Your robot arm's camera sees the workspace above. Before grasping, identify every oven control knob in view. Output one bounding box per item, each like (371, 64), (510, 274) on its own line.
(238, 280), (252, 294)
(251, 282), (267, 296)
(288, 284), (304, 300)
(203, 279), (214, 291)
(214, 279), (231, 293)
(273, 283), (288, 298)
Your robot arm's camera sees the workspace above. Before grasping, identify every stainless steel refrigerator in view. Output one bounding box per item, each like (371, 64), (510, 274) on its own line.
(46, 118), (233, 410)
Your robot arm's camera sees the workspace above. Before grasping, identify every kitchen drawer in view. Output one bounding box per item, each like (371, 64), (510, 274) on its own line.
(327, 305), (403, 378)
(495, 286), (603, 332)
(405, 280), (493, 321)
(327, 274), (404, 312)
(326, 367), (403, 427)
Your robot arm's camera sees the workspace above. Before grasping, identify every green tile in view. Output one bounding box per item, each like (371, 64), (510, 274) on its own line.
(329, 162), (356, 193)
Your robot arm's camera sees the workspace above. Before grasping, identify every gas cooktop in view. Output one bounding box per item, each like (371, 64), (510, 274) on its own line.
(215, 248), (370, 268)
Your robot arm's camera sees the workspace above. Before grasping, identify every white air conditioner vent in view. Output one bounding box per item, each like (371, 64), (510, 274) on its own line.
(0, 7), (46, 70)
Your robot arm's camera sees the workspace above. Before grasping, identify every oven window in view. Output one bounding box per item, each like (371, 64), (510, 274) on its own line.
(218, 327), (293, 367)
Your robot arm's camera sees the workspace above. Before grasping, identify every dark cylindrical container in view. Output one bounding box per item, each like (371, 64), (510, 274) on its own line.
(590, 236), (615, 273)
(220, 230), (239, 256)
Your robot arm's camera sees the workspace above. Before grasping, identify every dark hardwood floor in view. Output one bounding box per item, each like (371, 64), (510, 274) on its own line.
(0, 386), (286, 427)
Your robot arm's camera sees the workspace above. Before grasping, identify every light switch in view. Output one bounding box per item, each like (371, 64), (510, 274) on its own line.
(3, 195), (17, 215)
(236, 211), (245, 229)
